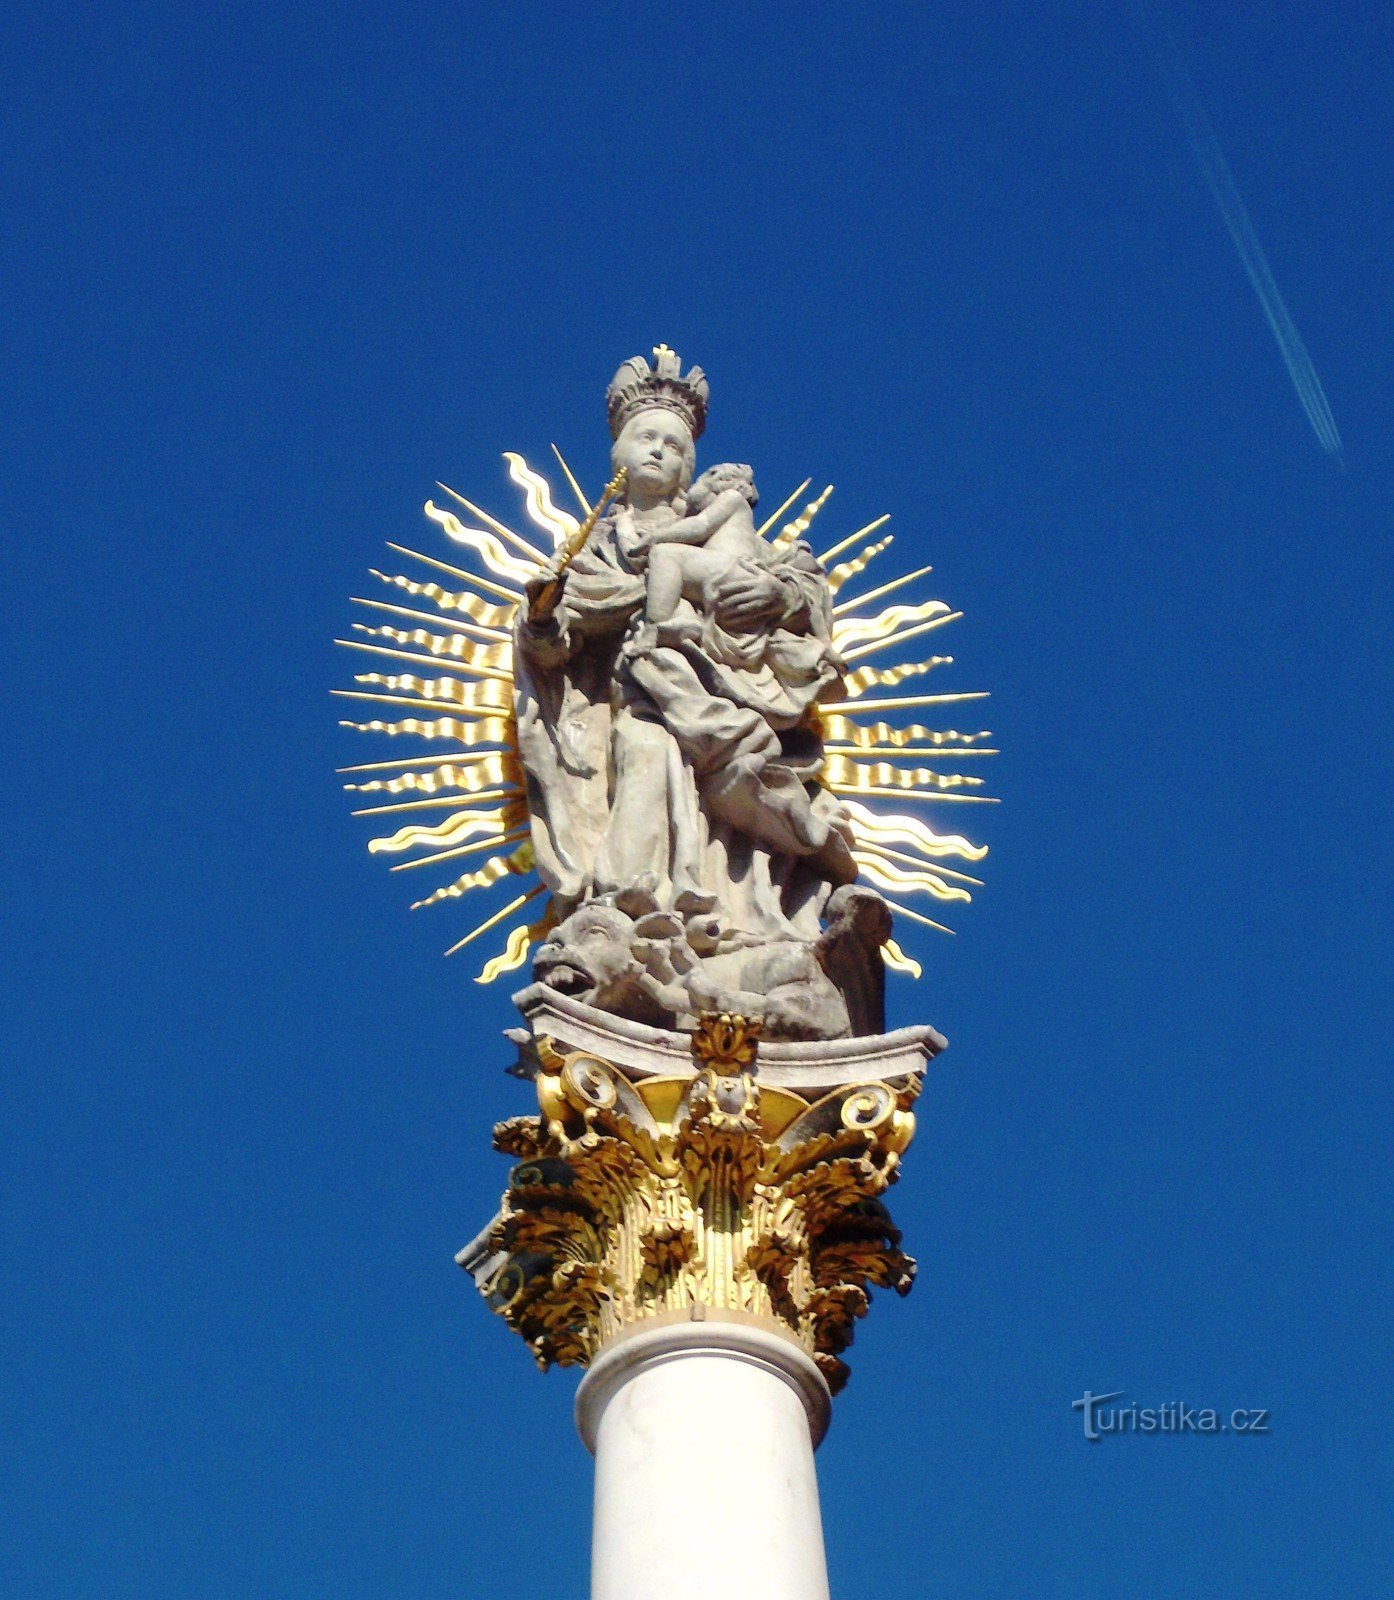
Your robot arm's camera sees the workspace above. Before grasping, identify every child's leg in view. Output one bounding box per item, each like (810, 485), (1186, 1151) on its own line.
(646, 544), (687, 622)
(681, 548), (732, 608)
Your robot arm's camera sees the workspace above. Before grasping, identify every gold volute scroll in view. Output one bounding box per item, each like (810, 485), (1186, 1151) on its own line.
(461, 1015), (920, 1394)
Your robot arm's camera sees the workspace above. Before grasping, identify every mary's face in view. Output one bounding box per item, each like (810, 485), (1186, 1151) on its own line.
(613, 409), (692, 501)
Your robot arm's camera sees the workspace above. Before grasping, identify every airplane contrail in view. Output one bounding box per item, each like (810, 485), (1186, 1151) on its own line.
(1132, 2), (1344, 460)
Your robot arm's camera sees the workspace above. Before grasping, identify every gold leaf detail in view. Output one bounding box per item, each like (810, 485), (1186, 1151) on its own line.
(882, 938), (922, 979)
(841, 657), (951, 697)
(826, 534), (894, 591)
(369, 568), (518, 629)
(425, 501), (541, 584)
(831, 597), (951, 654)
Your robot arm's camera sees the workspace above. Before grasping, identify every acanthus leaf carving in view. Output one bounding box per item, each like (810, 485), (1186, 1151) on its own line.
(464, 1015), (923, 1389)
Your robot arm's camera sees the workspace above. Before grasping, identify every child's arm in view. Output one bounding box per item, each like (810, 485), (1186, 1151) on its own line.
(646, 487), (748, 549)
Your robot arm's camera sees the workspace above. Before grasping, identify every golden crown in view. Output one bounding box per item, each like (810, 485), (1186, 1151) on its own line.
(606, 344), (709, 441)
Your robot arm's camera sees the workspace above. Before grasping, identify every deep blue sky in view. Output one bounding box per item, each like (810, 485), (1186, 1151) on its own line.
(4, 3), (1390, 1595)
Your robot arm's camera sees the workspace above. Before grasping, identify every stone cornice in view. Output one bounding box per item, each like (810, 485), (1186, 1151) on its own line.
(509, 983), (945, 1093)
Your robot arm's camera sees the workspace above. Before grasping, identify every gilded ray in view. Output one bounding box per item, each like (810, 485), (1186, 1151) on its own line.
(852, 839), (984, 887)
(881, 937), (922, 979)
(477, 924), (534, 983)
(841, 611), (962, 664)
(388, 826), (530, 873)
(352, 786), (519, 818)
(410, 848), (527, 909)
(425, 502), (540, 585)
(852, 849), (973, 904)
(773, 484), (834, 545)
(831, 598), (951, 654)
(333, 690), (509, 715)
(367, 803), (518, 855)
(352, 595), (511, 642)
(826, 744), (997, 760)
(821, 690), (989, 713)
(350, 623), (513, 674)
(841, 657), (951, 697)
(378, 553), (519, 610)
(351, 671), (513, 710)
(344, 673), (489, 711)
(551, 443), (592, 516)
(826, 535), (893, 592)
(829, 784), (994, 804)
(504, 453), (579, 547)
(338, 714), (515, 745)
(339, 749), (509, 774)
(337, 638), (513, 683)
(435, 482), (547, 562)
(882, 897), (955, 936)
(832, 563), (933, 616)
(817, 515), (891, 566)
(839, 798), (988, 862)
(820, 718), (992, 748)
(476, 907), (558, 985)
(755, 478), (812, 539)
(344, 755), (518, 796)
(444, 883), (546, 959)
(825, 757), (985, 792)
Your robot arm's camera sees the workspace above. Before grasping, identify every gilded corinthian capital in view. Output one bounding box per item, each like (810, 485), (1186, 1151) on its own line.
(460, 1006), (938, 1392)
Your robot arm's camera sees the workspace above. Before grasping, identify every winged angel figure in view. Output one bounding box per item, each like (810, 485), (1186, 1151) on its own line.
(337, 348), (994, 1041)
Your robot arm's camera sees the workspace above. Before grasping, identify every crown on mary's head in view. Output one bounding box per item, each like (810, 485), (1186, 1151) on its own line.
(606, 345), (709, 441)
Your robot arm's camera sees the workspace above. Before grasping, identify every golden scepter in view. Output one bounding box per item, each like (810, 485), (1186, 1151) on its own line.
(528, 465), (629, 622)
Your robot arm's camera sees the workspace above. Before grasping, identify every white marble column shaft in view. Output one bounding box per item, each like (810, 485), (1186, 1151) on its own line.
(575, 1317), (833, 1600)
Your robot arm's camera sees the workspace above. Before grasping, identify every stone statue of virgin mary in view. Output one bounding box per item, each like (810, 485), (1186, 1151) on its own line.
(511, 349), (886, 1039)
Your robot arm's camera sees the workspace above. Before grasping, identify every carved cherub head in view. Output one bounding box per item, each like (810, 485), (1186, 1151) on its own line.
(531, 888), (693, 1027)
(686, 461), (758, 513)
(532, 903), (641, 1002)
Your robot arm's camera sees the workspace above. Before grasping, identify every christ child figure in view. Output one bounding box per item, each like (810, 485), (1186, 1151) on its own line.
(641, 461), (763, 631)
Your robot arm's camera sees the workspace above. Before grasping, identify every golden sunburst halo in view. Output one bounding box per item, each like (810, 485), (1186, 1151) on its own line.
(337, 452), (996, 985)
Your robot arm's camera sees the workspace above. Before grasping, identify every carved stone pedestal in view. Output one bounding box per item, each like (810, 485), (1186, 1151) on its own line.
(458, 988), (944, 1598)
